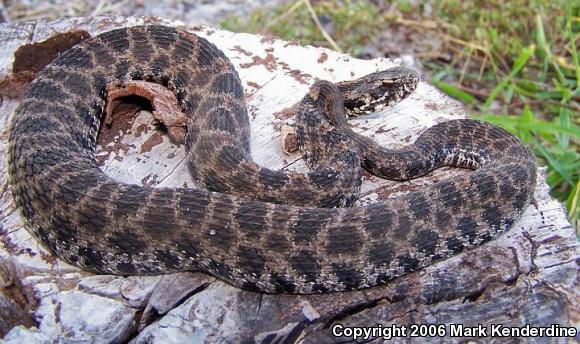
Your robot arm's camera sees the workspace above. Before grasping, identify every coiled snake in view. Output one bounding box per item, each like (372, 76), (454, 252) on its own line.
(7, 25), (537, 294)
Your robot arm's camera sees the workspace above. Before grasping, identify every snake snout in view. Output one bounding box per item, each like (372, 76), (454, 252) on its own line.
(339, 67), (419, 116)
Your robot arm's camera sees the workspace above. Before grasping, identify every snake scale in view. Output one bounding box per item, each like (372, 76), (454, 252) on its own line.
(7, 25), (537, 294)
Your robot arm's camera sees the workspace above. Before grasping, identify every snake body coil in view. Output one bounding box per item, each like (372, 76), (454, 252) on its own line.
(7, 25), (537, 294)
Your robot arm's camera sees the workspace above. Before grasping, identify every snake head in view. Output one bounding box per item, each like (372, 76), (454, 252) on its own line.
(337, 67), (419, 116)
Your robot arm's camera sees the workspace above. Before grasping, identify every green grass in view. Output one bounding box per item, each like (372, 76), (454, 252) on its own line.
(221, 0), (579, 229)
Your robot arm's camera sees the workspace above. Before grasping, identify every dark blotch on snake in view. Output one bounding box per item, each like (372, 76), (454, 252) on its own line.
(290, 251), (321, 283)
(235, 202), (268, 238)
(368, 242), (395, 266)
(237, 246), (266, 277)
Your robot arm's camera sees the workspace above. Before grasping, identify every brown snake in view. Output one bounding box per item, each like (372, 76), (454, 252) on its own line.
(7, 25), (537, 294)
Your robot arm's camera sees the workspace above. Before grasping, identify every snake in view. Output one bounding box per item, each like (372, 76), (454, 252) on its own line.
(7, 25), (537, 294)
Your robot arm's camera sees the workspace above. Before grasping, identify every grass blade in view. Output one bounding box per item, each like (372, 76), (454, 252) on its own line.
(483, 45), (535, 109)
(567, 180), (579, 224)
(432, 80), (476, 104)
(475, 114), (580, 137)
(533, 139), (574, 186)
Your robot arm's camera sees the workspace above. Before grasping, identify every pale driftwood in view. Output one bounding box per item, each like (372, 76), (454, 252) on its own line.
(0, 16), (577, 343)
